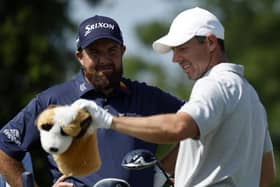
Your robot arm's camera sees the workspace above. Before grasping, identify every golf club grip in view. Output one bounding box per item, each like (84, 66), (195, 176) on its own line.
(22, 171), (34, 187)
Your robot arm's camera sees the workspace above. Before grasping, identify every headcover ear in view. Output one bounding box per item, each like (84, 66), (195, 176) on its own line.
(62, 109), (92, 137)
(47, 104), (58, 109)
(35, 105), (58, 129)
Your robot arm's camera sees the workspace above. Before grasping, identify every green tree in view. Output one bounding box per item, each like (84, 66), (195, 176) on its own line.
(0, 1), (73, 185)
(0, 1), (70, 125)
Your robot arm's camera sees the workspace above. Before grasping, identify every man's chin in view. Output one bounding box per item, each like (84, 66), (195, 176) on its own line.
(95, 78), (121, 95)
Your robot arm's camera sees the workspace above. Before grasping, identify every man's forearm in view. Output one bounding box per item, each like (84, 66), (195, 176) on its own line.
(160, 144), (179, 175)
(111, 114), (180, 144)
(0, 150), (25, 187)
(259, 151), (276, 187)
(111, 113), (199, 144)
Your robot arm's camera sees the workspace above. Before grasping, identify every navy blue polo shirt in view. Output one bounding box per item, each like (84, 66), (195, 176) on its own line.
(0, 71), (184, 187)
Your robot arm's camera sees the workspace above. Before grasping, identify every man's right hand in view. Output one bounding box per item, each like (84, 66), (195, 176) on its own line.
(52, 175), (73, 187)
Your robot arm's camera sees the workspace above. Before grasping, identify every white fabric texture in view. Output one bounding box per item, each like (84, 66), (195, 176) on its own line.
(175, 63), (273, 187)
(152, 7), (224, 53)
(71, 99), (113, 129)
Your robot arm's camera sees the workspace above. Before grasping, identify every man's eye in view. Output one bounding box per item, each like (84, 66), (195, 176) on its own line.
(60, 128), (69, 136)
(87, 48), (98, 55)
(41, 124), (53, 131)
(90, 49), (98, 55)
(109, 47), (120, 56)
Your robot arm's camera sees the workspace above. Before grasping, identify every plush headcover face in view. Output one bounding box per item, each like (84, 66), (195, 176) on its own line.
(36, 105), (101, 176)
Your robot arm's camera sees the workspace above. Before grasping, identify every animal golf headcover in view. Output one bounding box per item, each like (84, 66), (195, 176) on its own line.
(36, 104), (101, 177)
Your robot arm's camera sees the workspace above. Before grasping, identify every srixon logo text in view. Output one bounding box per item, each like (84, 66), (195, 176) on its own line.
(84, 22), (115, 36)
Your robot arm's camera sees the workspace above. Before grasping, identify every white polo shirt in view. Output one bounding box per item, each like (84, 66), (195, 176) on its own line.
(175, 63), (273, 187)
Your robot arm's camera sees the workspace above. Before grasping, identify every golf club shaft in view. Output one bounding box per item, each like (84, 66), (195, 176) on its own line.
(22, 171), (34, 187)
(156, 162), (174, 186)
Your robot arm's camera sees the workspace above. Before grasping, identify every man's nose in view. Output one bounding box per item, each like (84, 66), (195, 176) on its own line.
(97, 53), (111, 64)
(172, 52), (182, 64)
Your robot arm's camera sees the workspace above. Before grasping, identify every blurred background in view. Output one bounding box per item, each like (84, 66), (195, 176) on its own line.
(0, 0), (279, 186)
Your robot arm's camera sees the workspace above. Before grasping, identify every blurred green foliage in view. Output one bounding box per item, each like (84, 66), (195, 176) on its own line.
(0, 1), (74, 185)
(0, 1), (70, 123)
(0, 0), (102, 185)
(0, 0), (279, 186)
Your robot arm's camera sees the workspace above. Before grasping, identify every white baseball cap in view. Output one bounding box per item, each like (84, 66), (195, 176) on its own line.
(152, 7), (224, 54)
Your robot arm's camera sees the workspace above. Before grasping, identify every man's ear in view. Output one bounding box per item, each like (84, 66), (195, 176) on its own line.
(206, 34), (218, 52)
(121, 45), (126, 56)
(75, 50), (84, 66)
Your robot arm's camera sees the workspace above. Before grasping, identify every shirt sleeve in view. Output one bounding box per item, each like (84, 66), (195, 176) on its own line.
(178, 78), (226, 143)
(263, 128), (273, 153)
(0, 96), (44, 160)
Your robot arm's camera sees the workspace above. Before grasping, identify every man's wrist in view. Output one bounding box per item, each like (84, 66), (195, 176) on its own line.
(103, 112), (113, 128)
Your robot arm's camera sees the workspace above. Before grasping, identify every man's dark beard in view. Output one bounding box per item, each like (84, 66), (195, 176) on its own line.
(83, 67), (123, 96)
(97, 70), (122, 95)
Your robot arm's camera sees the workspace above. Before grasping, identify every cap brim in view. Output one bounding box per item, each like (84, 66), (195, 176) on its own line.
(152, 33), (194, 54)
(80, 35), (123, 49)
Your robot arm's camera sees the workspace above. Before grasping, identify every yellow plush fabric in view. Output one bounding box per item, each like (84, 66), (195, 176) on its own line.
(36, 106), (101, 177)
(54, 132), (101, 176)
